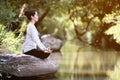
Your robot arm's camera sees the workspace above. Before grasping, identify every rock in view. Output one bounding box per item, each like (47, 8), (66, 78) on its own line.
(41, 34), (62, 51)
(0, 54), (58, 77)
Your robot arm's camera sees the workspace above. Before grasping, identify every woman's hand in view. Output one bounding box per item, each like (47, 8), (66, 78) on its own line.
(44, 47), (52, 53)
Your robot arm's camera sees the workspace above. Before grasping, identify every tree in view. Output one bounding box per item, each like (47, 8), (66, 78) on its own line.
(1, 0), (120, 50)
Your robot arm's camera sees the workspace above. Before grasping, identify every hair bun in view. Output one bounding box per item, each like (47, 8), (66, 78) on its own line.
(24, 10), (29, 16)
(24, 10), (36, 20)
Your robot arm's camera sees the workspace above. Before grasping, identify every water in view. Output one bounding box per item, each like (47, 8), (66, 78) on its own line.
(1, 40), (119, 80)
(56, 40), (117, 80)
(1, 74), (108, 80)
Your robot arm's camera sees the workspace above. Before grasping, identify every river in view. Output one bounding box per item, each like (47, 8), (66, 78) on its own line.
(3, 40), (120, 80)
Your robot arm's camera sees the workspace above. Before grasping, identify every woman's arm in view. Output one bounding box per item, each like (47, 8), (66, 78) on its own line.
(29, 25), (46, 50)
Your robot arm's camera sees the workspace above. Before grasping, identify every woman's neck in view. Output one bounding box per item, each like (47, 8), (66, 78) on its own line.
(30, 20), (35, 24)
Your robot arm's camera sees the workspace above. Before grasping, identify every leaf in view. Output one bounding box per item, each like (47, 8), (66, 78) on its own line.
(105, 24), (120, 44)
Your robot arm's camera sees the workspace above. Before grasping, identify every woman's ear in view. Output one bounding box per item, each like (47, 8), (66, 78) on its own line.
(31, 16), (34, 20)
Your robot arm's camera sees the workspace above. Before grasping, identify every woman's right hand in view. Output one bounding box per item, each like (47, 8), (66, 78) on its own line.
(43, 47), (52, 53)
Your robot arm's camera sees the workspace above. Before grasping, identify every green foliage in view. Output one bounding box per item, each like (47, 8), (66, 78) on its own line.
(105, 24), (120, 44)
(103, 11), (120, 44)
(0, 24), (22, 54)
(0, 1), (16, 25)
(41, 11), (76, 39)
(0, 0), (120, 50)
(0, 24), (6, 43)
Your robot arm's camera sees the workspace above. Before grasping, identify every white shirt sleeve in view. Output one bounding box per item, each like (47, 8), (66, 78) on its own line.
(28, 24), (46, 51)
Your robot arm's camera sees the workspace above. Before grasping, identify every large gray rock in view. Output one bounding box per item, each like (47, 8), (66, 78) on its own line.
(41, 34), (62, 51)
(0, 54), (58, 77)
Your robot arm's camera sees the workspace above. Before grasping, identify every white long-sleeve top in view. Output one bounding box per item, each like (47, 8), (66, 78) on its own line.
(22, 22), (46, 53)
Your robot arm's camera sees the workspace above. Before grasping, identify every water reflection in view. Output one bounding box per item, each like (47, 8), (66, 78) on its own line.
(5, 74), (107, 80)
(56, 40), (118, 80)
(58, 75), (108, 80)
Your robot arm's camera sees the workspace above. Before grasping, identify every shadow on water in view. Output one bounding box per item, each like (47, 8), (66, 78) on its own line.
(1, 73), (108, 80)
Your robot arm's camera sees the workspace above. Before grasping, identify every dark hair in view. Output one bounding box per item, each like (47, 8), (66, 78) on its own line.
(24, 10), (36, 20)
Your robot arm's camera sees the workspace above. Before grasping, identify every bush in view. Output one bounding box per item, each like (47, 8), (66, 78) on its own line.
(0, 24), (22, 54)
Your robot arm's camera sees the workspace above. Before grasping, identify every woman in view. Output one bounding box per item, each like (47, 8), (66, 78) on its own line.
(22, 10), (51, 59)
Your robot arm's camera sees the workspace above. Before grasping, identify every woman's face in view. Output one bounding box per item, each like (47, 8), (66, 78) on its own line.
(32, 11), (39, 22)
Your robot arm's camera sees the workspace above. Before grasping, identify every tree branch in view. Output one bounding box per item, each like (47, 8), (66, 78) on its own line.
(35, 8), (50, 26)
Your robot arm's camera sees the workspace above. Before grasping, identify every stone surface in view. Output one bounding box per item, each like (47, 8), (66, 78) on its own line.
(0, 54), (58, 77)
(41, 34), (62, 51)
